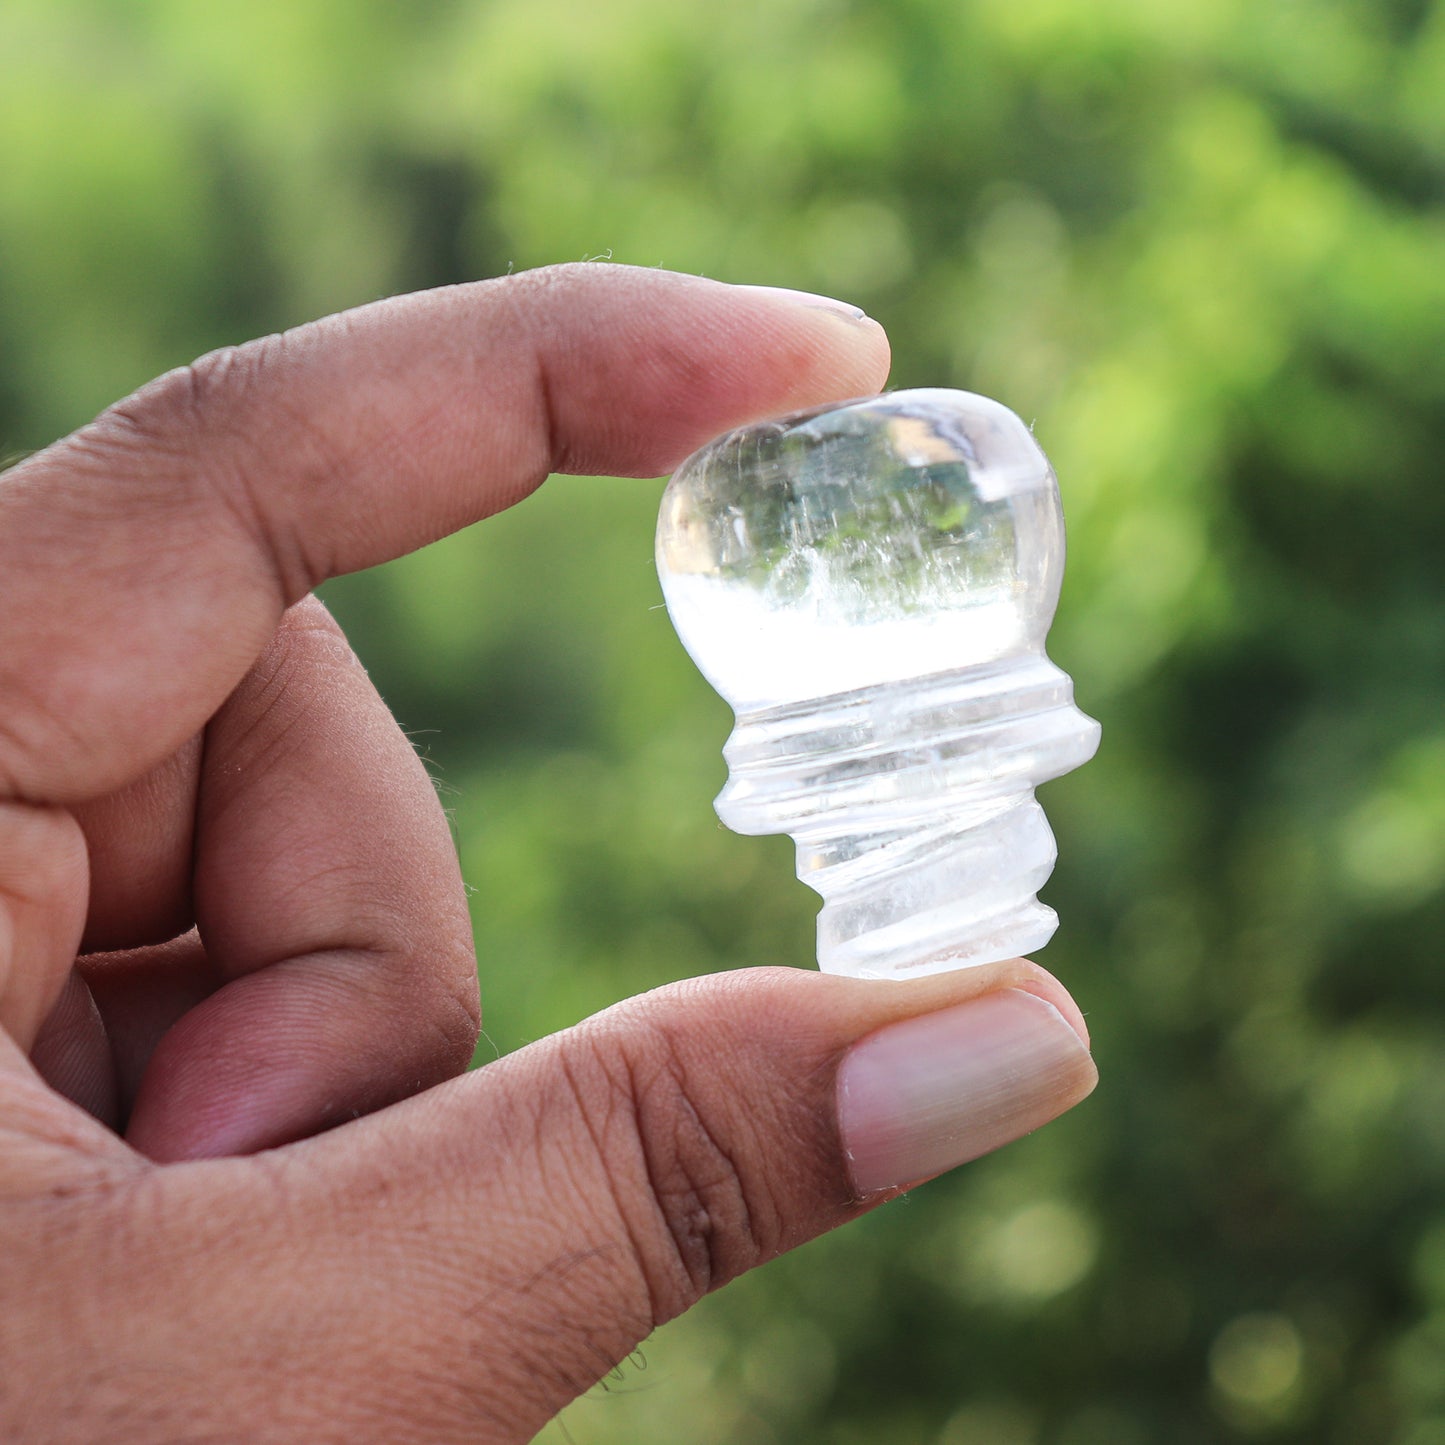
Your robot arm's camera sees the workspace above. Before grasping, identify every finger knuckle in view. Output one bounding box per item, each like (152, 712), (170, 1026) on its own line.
(569, 1024), (779, 1329)
(95, 334), (330, 602)
(423, 942), (482, 1074)
(100, 342), (262, 459)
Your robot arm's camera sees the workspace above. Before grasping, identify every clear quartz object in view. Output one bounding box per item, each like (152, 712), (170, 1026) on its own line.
(655, 388), (1100, 979)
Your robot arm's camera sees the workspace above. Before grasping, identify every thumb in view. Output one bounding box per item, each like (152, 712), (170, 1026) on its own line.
(261, 959), (1097, 1439)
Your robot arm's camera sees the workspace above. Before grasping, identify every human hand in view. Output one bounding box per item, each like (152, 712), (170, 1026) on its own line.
(0, 263), (1098, 1443)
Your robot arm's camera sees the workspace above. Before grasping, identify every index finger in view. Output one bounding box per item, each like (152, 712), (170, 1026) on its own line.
(0, 265), (890, 806)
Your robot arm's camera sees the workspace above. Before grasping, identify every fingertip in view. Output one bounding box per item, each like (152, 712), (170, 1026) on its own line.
(532, 266), (892, 477)
(719, 278), (893, 409)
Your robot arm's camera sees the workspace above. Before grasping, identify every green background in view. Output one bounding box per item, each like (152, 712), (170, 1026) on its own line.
(4, 1), (1445, 1440)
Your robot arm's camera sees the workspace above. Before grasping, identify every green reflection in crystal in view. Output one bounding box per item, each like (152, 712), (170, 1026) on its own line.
(663, 392), (1039, 645)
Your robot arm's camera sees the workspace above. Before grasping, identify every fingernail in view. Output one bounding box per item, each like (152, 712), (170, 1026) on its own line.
(838, 988), (1098, 1195)
(734, 283), (870, 323)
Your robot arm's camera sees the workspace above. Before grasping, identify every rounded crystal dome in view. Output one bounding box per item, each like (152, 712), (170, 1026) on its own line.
(657, 389), (1064, 713)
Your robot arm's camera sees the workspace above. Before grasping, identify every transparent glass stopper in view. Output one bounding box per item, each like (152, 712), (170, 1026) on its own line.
(656, 389), (1100, 978)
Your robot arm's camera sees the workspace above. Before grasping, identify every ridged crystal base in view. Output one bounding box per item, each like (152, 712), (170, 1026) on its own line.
(716, 658), (1100, 979)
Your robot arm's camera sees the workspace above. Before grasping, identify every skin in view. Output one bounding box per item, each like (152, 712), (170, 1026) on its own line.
(0, 264), (1096, 1443)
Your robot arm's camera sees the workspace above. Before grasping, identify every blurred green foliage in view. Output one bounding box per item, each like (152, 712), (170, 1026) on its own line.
(4, 0), (1445, 1440)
